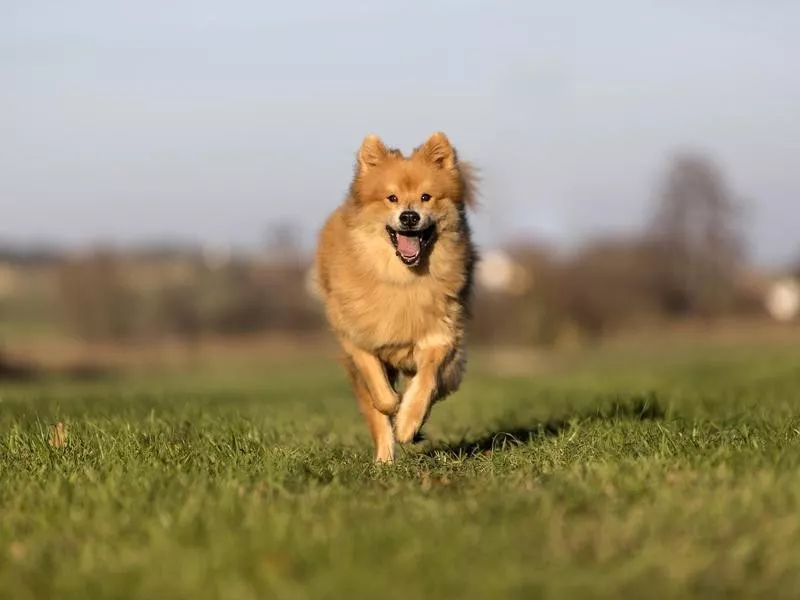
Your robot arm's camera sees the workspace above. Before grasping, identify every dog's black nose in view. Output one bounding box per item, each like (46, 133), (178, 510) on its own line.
(399, 211), (421, 228)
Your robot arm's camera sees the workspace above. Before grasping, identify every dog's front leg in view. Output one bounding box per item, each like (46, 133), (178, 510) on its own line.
(341, 340), (399, 415)
(343, 357), (396, 463)
(394, 344), (460, 444)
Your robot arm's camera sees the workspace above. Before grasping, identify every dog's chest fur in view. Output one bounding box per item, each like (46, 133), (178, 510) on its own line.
(318, 216), (473, 372)
(340, 274), (455, 349)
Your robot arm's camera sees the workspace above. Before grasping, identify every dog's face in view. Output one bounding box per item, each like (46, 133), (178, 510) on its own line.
(349, 132), (468, 268)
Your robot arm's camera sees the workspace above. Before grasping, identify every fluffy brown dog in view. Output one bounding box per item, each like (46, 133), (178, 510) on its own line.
(314, 132), (477, 462)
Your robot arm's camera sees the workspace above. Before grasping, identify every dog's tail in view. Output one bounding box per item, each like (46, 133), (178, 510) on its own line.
(458, 160), (480, 210)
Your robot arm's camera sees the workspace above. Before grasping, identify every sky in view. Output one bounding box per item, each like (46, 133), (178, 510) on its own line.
(2, 0), (799, 265)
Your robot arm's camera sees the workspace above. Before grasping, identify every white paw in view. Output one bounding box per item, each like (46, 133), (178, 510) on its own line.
(375, 442), (395, 463)
(393, 413), (418, 445)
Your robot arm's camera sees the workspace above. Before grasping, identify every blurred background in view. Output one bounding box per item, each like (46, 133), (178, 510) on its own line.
(2, 0), (799, 379)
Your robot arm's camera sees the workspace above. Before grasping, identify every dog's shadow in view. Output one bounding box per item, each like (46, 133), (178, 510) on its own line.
(421, 394), (666, 458)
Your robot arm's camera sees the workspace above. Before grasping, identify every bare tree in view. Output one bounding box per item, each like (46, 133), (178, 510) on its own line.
(647, 153), (747, 317)
(263, 221), (303, 265)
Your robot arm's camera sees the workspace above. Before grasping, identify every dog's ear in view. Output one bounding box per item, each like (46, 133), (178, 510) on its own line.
(357, 134), (388, 172)
(416, 131), (457, 170)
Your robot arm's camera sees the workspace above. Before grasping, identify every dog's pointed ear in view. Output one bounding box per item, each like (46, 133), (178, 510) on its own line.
(357, 134), (388, 172)
(416, 131), (457, 170)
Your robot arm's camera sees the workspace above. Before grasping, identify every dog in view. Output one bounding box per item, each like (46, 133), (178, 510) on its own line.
(314, 132), (478, 462)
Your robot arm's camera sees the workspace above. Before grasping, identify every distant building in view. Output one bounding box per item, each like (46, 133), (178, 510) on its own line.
(475, 250), (530, 295)
(202, 244), (231, 270)
(765, 278), (800, 322)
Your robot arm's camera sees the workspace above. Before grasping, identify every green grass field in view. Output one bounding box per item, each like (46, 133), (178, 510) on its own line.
(2, 342), (800, 599)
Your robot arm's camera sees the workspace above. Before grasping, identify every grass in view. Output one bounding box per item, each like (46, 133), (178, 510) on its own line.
(2, 343), (800, 599)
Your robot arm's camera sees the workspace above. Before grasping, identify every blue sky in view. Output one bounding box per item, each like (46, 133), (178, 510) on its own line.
(2, 0), (798, 265)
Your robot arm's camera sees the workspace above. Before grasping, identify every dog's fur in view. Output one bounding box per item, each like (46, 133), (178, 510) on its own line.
(314, 132), (478, 462)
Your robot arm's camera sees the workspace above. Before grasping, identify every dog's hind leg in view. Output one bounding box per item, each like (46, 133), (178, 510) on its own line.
(343, 356), (396, 463)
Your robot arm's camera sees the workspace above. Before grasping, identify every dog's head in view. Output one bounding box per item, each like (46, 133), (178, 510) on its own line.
(348, 132), (476, 268)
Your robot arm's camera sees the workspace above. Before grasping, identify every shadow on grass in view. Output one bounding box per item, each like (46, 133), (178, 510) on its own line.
(423, 393), (666, 458)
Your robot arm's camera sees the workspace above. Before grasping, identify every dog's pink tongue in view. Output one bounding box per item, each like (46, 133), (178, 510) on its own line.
(396, 234), (420, 257)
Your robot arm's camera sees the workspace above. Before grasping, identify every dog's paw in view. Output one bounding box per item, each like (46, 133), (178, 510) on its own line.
(374, 451), (395, 464)
(393, 414), (420, 445)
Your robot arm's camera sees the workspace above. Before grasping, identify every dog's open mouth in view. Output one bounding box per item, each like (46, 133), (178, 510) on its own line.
(386, 225), (436, 266)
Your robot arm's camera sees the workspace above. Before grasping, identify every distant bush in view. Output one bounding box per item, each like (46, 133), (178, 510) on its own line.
(54, 251), (323, 343)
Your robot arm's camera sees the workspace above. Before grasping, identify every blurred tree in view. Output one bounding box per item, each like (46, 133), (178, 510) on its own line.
(263, 221), (303, 265)
(57, 251), (139, 341)
(647, 153), (747, 317)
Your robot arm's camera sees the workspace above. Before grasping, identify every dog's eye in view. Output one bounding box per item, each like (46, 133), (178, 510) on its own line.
(387, 194), (398, 203)
(420, 193), (431, 202)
